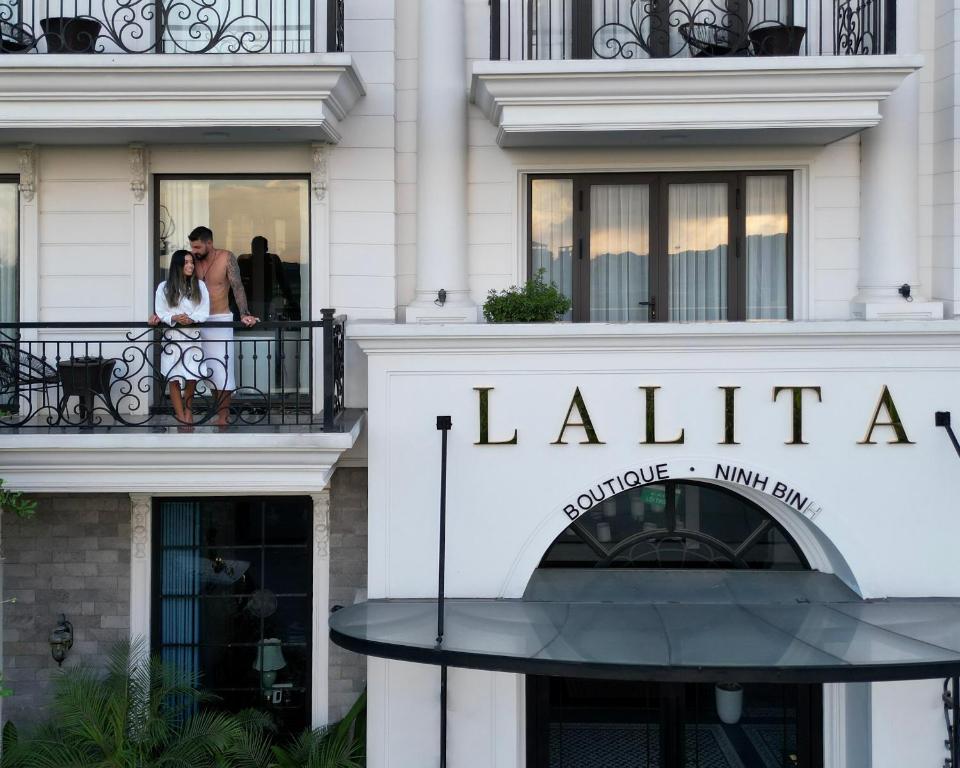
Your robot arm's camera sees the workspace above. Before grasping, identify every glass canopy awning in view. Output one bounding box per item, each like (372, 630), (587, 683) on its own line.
(329, 570), (960, 683)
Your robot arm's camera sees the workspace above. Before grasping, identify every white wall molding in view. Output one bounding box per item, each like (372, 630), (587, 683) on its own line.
(0, 421), (362, 494)
(16, 144), (35, 202)
(471, 55), (922, 147)
(311, 488), (332, 728)
(349, 318), (960, 355)
(129, 493), (151, 648)
(128, 143), (147, 202)
(16, 144), (38, 323)
(0, 55), (366, 144)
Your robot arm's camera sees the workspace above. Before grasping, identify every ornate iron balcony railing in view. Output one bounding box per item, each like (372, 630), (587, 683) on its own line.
(0, 312), (346, 432)
(0, 0), (344, 54)
(489, 0), (896, 60)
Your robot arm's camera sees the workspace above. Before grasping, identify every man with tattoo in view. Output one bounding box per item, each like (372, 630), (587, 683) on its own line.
(188, 226), (258, 427)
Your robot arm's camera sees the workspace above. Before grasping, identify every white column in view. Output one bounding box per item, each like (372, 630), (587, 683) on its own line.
(853, 0), (942, 319)
(311, 489), (331, 727)
(404, 0), (479, 323)
(129, 494), (151, 652)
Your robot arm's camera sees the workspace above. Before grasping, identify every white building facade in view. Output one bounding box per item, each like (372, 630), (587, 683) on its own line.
(4, 0), (960, 766)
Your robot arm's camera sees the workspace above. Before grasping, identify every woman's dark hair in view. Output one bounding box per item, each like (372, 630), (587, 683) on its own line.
(164, 249), (201, 307)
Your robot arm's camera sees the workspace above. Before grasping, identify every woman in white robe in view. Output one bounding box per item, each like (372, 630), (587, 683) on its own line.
(154, 250), (209, 429)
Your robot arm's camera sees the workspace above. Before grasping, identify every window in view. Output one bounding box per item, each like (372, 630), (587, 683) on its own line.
(528, 172), (792, 322)
(156, 176), (310, 323)
(0, 179), (17, 325)
(153, 497), (313, 735)
(540, 480), (807, 570)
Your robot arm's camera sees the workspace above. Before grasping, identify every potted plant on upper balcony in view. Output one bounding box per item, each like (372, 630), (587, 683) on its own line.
(482, 269), (571, 323)
(40, 15), (102, 53)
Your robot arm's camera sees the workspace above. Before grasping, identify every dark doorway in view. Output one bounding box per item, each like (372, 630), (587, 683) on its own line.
(527, 676), (822, 768)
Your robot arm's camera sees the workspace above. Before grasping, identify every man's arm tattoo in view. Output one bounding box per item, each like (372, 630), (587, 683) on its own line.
(226, 253), (251, 316)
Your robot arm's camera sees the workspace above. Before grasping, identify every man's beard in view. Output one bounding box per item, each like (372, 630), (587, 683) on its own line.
(193, 250), (208, 260)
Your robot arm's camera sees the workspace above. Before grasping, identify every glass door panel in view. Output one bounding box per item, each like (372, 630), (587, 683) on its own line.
(667, 182), (729, 322)
(745, 175), (789, 320)
(531, 179), (574, 321)
(589, 184), (651, 322)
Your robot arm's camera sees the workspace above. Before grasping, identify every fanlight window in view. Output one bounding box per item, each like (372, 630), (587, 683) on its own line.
(540, 480), (808, 570)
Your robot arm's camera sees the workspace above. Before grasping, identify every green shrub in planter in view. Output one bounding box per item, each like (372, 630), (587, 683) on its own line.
(483, 269), (571, 323)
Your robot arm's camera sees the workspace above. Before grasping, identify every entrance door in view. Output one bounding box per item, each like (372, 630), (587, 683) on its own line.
(527, 677), (822, 768)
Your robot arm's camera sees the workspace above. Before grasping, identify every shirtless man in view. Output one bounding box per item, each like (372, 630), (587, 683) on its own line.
(188, 226), (257, 427)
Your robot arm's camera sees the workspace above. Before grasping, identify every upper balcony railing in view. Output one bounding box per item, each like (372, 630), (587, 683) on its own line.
(489, 0), (895, 60)
(0, 0), (344, 54)
(0, 312), (346, 433)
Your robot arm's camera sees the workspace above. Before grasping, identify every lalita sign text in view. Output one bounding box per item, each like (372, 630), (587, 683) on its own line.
(473, 384), (914, 446)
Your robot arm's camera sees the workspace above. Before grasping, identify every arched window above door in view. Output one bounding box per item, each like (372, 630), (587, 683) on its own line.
(540, 480), (808, 570)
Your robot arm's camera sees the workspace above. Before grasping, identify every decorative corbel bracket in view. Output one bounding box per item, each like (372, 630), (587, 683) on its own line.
(311, 143), (329, 202)
(17, 145), (36, 203)
(129, 144), (148, 202)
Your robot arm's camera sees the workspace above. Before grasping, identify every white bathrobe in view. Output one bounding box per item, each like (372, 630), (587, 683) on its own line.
(155, 281), (210, 381)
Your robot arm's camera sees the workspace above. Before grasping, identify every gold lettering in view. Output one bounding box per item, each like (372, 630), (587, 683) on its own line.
(773, 386), (822, 445)
(859, 385), (914, 445)
(473, 387), (518, 445)
(640, 386), (685, 445)
(719, 386), (740, 445)
(552, 387), (604, 445)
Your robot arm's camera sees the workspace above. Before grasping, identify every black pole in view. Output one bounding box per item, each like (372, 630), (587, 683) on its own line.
(436, 415), (451, 643)
(436, 415), (452, 768)
(440, 664), (448, 768)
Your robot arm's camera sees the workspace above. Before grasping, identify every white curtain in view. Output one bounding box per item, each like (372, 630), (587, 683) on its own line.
(531, 179), (573, 319)
(745, 176), (788, 320)
(668, 183), (728, 322)
(0, 184), (17, 326)
(530, 0), (571, 59)
(161, 181), (210, 276)
(589, 185), (650, 322)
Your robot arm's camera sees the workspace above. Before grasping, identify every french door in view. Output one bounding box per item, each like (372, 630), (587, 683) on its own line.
(527, 676), (823, 768)
(528, 172), (792, 323)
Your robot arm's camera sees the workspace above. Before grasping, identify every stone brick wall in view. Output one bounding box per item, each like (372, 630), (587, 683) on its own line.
(329, 468), (368, 721)
(2, 494), (131, 727)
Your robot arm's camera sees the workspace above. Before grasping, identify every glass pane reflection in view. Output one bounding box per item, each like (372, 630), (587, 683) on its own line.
(590, 185), (650, 322)
(531, 179), (574, 320)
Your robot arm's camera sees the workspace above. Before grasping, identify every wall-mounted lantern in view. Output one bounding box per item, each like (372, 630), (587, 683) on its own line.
(49, 614), (73, 666)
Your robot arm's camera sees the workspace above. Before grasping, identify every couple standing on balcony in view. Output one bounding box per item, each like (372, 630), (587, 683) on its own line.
(149, 226), (259, 431)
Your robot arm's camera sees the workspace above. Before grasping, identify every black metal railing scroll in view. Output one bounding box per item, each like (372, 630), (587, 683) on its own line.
(488, 0), (896, 60)
(0, 316), (346, 432)
(0, 0), (344, 53)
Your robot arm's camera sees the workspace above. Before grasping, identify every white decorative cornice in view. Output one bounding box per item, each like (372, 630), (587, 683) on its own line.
(17, 144), (35, 202)
(311, 490), (331, 558)
(311, 143), (329, 202)
(0, 419), (363, 494)
(130, 494), (151, 559)
(129, 143), (147, 202)
(470, 55), (922, 147)
(0, 54), (366, 145)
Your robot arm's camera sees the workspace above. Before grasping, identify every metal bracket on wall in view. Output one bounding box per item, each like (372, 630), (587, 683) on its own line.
(935, 412), (960, 460)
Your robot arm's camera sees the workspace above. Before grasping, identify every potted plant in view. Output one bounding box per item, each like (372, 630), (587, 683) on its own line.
(482, 268), (571, 323)
(715, 682), (744, 724)
(40, 16), (102, 53)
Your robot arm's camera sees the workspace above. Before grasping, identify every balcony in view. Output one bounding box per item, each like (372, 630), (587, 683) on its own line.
(471, 0), (919, 147)
(0, 0), (364, 144)
(0, 313), (363, 493)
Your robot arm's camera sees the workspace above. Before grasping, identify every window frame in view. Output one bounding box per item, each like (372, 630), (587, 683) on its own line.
(152, 172), (313, 322)
(150, 496), (315, 733)
(526, 170), (794, 323)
